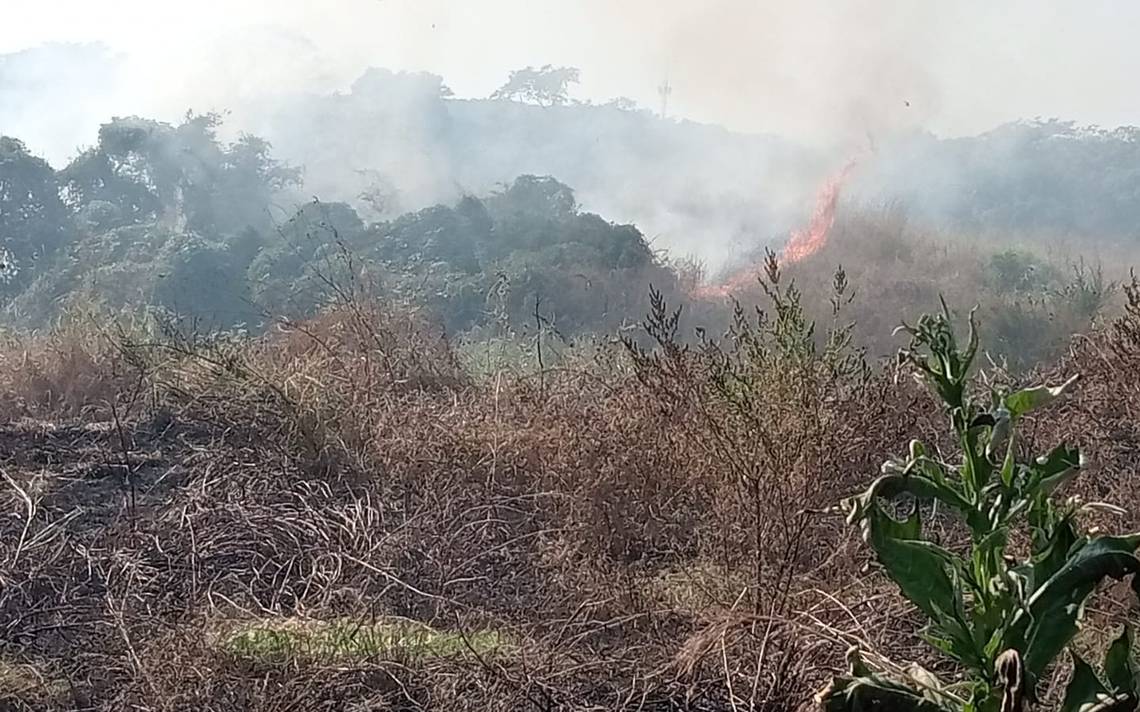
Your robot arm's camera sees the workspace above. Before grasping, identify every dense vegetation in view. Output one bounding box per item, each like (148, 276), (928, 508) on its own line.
(1, 114), (675, 342)
(2, 107), (1134, 373)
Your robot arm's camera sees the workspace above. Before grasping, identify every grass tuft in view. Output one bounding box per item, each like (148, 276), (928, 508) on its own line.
(218, 618), (509, 663)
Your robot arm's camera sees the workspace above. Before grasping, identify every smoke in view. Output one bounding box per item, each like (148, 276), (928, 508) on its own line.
(589, 0), (942, 149)
(7, 0), (1140, 151)
(0, 43), (129, 165)
(4, 0), (1140, 265)
(616, 0), (1140, 145)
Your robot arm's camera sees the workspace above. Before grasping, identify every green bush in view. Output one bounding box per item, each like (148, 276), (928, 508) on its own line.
(819, 302), (1140, 712)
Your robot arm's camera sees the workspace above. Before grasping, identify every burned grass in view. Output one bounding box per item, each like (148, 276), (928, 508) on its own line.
(1, 282), (1139, 710)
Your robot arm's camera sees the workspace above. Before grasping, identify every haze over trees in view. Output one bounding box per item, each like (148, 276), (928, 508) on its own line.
(490, 64), (581, 106)
(0, 60), (1138, 370)
(237, 66), (1140, 262)
(0, 105), (678, 339)
(1, 57), (1139, 363)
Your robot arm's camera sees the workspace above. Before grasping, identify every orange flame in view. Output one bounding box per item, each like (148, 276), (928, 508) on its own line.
(782, 157), (858, 264)
(691, 157), (860, 301)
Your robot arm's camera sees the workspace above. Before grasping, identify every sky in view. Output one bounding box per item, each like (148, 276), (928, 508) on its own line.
(4, 0), (1140, 163)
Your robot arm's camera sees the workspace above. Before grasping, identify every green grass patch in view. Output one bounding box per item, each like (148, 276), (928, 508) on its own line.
(218, 618), (509, 663)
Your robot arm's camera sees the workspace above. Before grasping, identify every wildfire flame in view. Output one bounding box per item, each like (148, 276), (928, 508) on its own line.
(782, 157), (858, 264)
(692, 157), (860, 300)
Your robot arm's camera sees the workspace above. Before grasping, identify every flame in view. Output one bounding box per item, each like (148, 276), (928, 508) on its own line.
(691, 263), (760, 300)
(781, 157), (858, 264)
(691, 157), (860, 301)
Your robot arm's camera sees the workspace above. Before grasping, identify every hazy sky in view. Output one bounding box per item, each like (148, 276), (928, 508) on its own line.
(4, 0), (1140, 155)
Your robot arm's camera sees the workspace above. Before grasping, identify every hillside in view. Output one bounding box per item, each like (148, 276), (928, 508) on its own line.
(246, 68), (1140, 262)
(9, 49), (1140, 267)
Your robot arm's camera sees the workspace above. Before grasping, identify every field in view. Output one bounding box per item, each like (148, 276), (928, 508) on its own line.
(3, 234), (1140, 711)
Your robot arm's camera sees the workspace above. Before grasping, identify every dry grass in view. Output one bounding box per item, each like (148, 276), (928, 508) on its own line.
(0, 659), (68, 708)
(711, 208), (1125, 369)
(1, 246), (1139, 710)
(0, 307), (142, 419)
(217, 618), (509, 663)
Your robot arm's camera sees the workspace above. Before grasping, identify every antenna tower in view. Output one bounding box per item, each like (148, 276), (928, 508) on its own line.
(657, 77), (673, 119)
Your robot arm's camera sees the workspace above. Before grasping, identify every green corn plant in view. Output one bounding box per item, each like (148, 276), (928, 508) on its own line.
(819, 301), (1140, 712)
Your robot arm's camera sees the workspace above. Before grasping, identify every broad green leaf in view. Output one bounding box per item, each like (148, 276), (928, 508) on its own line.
(865, 505), (959, 620)
(1105, 626), (1135, 695)
(1060, 651), (1133, 712)
(1004, 374), (1080, 419)
(843, 472), (971, 525)
(1035, 444), (1084, 494)
(1007, 535), (1140, 678)
(1029, 516), (1080, 592)
(863, 505), (981, 668)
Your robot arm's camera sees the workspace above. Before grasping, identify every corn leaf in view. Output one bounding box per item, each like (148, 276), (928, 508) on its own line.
(863, 505), (980, 668)
(1032, 444), (1083, 494)
(1061, 652), (1134, 712)
(819, 673), (951, 712)
(1006, 535), (1140, 679)
(1029, 516), (1080, 591)
(1003, 375), (1080, 419)
(844, 473), (971, 524)
(1105, 626), (1136, 695)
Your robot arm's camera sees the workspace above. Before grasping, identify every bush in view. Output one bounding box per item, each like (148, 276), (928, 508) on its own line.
(820, 302), (1140, 712)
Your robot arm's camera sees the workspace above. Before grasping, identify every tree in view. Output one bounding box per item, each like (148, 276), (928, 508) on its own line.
(0, 137), (73, 292)
(486, 175), (578, 221)
(490, 65), (580, 107)
(59, 113), (299, 234)
(246, 201), (367, 315)
(604, 96), (640, 111)
(203, 132), (302, 234)
(372, 201), (484, 273)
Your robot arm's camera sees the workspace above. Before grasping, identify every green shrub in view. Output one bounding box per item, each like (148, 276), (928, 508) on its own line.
(819, 301), (1140, 712)
(987, 249), (1056, 294)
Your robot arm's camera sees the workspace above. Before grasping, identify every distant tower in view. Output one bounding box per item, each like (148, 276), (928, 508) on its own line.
(657, 77), (673, 119)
